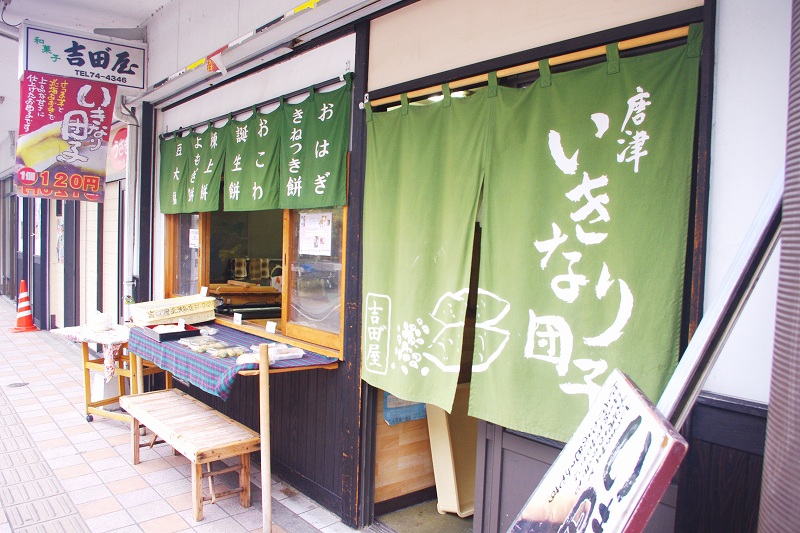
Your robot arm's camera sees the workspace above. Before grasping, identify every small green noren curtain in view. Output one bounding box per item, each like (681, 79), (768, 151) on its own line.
(185, 124), (226, 212)
(280, 74), (352, 209)
(362, 25), (702, 441)
(223, 107), (283, 211)
(158, 75), (352, 214)
(158, 134), (190, 214)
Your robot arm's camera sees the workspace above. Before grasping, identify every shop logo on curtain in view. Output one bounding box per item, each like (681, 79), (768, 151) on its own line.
(15, 70), (118, 202)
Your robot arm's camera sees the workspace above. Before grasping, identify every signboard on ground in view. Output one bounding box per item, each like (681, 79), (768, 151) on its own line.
(508, 369), (687, 533)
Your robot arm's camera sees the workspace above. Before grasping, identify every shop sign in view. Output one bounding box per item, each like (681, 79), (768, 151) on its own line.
(15, 70), (118, 202)
(508, 370), (687, 533)
(22, 23), (146, 90)
(106, 124), (128, 182)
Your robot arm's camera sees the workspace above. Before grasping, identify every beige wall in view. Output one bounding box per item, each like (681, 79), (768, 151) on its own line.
(368, 0), (703, 91)
(79, 203), (99, 325)
(102, 182), (121, 322)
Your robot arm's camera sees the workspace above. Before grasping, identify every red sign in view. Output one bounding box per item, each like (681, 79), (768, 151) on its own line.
(15, 70), (117, 202)
(109, 126), (128, 172)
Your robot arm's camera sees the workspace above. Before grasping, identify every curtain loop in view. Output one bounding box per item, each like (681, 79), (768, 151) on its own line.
(401, 93), (409, 116)
(606, 42), (620, 74)
(442, 83), (452, 107)
(687, 23), (703, 58)
(308, 85), (315, 99)
(539, 59), (552, 88)
(488, 71), (498, 98)
(365, 102), (374, 122)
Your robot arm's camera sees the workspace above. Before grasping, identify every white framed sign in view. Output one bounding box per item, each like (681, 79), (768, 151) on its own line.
(22, 23), (146, 90)
(509, 370), (687, 533)
(298, 211), (333, 256)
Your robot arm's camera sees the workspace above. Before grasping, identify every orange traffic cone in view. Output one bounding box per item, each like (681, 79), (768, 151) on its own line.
(10, 280), (39, 333)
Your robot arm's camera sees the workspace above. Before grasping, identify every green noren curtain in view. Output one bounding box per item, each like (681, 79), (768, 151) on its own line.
(158, 76), (352, 214)
(159, 134), (190, 214)
(362, 89), (488, 410)
(185, 124), (226, 212)
(223, 107), (283, 211)
(362, 25), (702, 440)
(279, 74), (352, 209)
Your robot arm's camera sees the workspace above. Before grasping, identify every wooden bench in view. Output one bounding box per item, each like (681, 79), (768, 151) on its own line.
(119, 389), (261, 521)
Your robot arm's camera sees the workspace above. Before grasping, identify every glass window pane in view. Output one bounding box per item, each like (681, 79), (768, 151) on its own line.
(175, 213), (200, 295)
(288, 208), (343, 334)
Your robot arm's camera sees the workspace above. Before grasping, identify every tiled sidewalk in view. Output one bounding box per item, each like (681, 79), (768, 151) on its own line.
(0, 297), (362, 533)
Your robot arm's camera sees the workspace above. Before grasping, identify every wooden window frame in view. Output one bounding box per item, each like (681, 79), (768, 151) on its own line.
(281, 207), (347, 353)
(164, 207), (346, 358)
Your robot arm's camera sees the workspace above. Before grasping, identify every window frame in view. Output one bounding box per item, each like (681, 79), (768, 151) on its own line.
(164, 206), (346, 358)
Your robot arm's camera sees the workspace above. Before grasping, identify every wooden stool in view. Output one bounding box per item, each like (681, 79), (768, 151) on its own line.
(119, 389), (261, 521)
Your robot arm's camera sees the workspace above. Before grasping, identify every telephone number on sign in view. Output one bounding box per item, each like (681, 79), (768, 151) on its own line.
(73, 70), (128, 83)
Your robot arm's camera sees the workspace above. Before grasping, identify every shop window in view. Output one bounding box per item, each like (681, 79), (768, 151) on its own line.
(165, 213), (200, 297)
(208, 209), (283, 284)
(165, 205), (345, 356)
(283, 207), (345, 351)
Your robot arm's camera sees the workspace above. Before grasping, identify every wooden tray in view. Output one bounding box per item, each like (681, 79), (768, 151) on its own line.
(141, 324), (202, 343)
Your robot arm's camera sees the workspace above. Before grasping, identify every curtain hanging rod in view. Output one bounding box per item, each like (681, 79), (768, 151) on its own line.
(369, 26), (689, 108)
(160, 73), (350, 139)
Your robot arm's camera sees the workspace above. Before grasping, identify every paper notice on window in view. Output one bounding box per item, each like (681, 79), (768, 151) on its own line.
(189, 229), (200, 249)
(298, 212), (332, 256)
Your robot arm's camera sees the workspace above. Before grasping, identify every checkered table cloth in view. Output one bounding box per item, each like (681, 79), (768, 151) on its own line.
(128, 322), (337, 400)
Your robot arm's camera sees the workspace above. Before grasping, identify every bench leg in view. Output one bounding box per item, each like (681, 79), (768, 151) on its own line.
(131, 417), (140, 465)
(192, 462), (204, 521)
(239, 453), (251, 508)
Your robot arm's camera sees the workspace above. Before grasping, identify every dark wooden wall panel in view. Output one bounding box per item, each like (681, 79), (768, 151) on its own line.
(674, 394), (767, 533)
(182, 366), (347, 514)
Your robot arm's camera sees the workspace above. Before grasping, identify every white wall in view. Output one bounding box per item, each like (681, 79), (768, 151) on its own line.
(368, 0), (702, 91)
(145, 0), (302, 87)
(702, 0), (792, 403)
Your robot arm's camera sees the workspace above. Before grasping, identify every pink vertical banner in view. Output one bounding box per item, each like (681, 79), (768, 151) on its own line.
(15, 70), (117, 202)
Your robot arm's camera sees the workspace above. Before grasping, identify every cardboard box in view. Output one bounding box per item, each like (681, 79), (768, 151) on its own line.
(129, 295), (217, 326)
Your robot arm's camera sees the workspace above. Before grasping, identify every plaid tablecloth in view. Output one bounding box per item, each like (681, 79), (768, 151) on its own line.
(127, 322), (337, 400)
(52, 325), (130, 382)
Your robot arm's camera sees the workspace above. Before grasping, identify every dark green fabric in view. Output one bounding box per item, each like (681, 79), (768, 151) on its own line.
(159, 134), (190, 214)
(185, 124), (226, 212)
(280, 75), (351, 209)
(362, 93), (488, 410)
(362, 34), (701, 440)
(223, 108), (282, 211)
(158, 77), (352, 214)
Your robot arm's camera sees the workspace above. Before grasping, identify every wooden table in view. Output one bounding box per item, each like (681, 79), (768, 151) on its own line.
(126, 323), (337, 531)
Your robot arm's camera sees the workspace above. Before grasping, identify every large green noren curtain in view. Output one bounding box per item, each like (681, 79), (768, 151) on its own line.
(362, 90), (488, 410)
(471, 32), (701, 441)
(362, 25), (701, 441)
